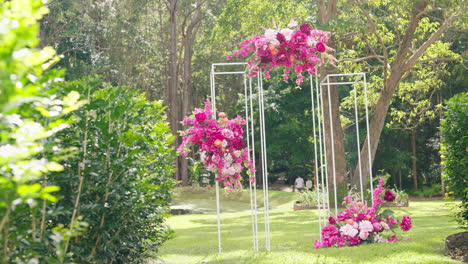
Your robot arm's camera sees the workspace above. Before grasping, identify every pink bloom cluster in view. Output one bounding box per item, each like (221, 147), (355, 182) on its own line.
(228, 20), (331, 85)
(314, 177), (413, 249)
(177, 99), (255, 192)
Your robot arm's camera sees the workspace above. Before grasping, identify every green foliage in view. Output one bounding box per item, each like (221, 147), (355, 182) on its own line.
(441, 92), (468, 200)
(451, 202), (468, 230)
(413, 184), (443, 198)
(390, 187), (409, 205)
(441, 92), (468, 228)
(0, 0), (83, 262)
(50, 78), (176, 263)
(297, 189), (319, 206)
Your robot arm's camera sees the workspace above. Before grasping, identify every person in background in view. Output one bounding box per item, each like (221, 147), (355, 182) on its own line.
(295, 175), (305, 192)
(305, 178), (313, 191)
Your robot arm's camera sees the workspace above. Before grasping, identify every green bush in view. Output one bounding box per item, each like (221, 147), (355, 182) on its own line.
(391, 187), (409, 204)
(0, 0), (84, 262)
(297, 189), (319, 206)
(50, 78), (175, 263)
(413, 184), (443, 198)
(441, 92), (468, 229)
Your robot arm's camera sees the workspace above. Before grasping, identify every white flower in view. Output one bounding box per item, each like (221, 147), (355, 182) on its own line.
(359, 231), (369, 240)
(381, 222), (390, 231)
(374, 234), (384, 243)
(358, 220), (373, 233)
(232, 150), (241, 158)
(264, 29), (280, 46)
(223, 167), (236, 175)
(233, 163), (242, 173)
(288, 20), (298, 28)
(280, 28), (294, 40)
(207, 164), (218, 172)
(340, 224), (358, 237)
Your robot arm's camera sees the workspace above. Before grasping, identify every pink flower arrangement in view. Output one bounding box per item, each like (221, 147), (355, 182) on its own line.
(178, 99), (255, 192)
(314, 177), (412, 249)
(228, 20), (332, 85)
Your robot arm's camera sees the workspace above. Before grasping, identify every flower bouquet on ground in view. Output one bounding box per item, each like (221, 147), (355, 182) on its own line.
(177, 99), (255, 192)
(314, 177), (412, 248)
(228, 20), (335, 85)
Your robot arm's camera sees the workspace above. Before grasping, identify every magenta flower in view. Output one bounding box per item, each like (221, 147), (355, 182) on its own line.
(178, 99), (256, 192)
(314, 160), (413, 248)
(229, 22), (330, 85)
(316, 42), (326, 52)
(195, 112), (207, 123)
(299, 24), (311, 35)
(384, 190), (396, 202)
(400, 216), (412, 231)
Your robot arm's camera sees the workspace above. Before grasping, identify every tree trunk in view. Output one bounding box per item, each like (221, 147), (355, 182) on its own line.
(168, 0), (180, 181)
(180, 2), (203, 186)
(321, 72), (347, 188)
(411, 129), (418, 191)
(317, 0), (346, 196)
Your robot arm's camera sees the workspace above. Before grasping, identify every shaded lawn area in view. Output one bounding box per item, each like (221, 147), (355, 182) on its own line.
(157, 189), (462, 264)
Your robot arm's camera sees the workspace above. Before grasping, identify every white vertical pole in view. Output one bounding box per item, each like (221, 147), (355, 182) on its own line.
(316, 74), (327, 227)
(244, 74), (258, 251)
(363, 73), (374, 203)
(353, 82), (364, 201)
(258, 72), (271, 251)
(319, 77), (330, 219)
(210, 65), (222, 254)
(249, 77), (259, 251)
(310, 74), (322, 234)
(326, 76), (338, 216)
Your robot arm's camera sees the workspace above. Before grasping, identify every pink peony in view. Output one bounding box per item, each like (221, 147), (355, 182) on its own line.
(328, 217), (336, 225)
(372, 222), (382, 231)
(400, 216), (412, 231)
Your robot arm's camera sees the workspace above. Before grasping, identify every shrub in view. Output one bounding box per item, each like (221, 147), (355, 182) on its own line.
(441, 92), (468, 229)
(391, 187), (409, 204)
(0, 0), (84, 262)
(413, 184), (442, 198)
(49, 78), (176, 263)
(297, 189), (319, 206)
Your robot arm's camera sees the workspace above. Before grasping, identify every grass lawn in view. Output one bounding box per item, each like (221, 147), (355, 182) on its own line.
(156, 187), (463, 264)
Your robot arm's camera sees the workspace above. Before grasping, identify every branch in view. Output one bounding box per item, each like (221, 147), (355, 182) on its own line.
(338, 55), (385, 63)
(404, 7), (465, 70)
(354, 0), (389, 79)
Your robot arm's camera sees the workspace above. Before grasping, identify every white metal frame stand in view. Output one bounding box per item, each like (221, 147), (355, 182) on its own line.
(209, 64), (374, 247)
(312, 72), (374, 235)
(210, 62), (270, 253)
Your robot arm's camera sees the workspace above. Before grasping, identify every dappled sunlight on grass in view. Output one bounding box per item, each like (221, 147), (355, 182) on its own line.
(158, 193), (462, 263)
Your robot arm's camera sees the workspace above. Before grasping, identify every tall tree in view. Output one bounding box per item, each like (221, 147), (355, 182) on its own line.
(335, 0), (466, 187)
(316, 0), (348, 192)
(180, 0), (205, 185)
(166, 0), (180, 181)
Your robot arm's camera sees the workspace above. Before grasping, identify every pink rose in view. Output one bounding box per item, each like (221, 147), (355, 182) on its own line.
(316, 42), (326, 52)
